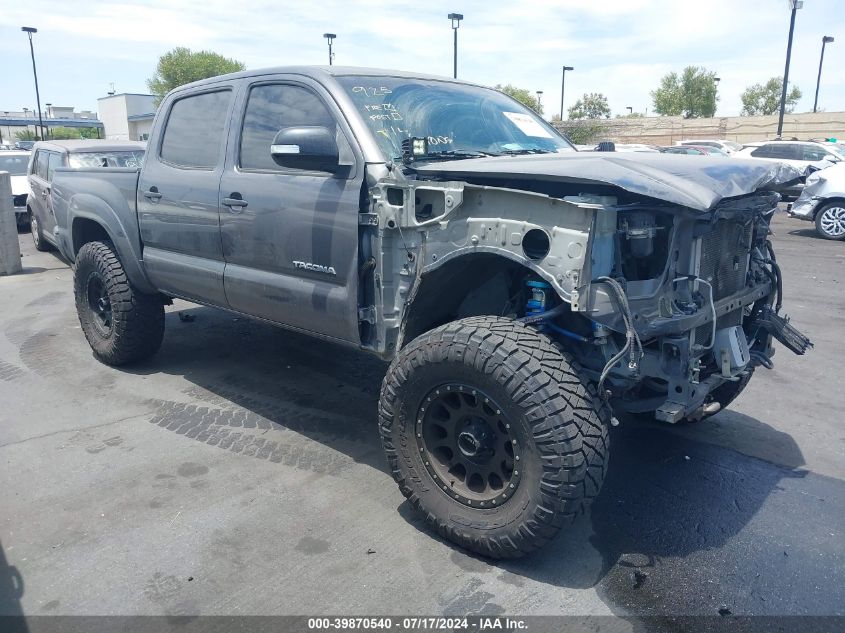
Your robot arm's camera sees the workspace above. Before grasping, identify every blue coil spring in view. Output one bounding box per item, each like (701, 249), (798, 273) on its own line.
(525, 279), (552, 319)
(525, 279), (590, 343)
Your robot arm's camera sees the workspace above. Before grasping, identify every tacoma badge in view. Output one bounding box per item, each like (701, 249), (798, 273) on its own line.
(292, 260), (337, 275)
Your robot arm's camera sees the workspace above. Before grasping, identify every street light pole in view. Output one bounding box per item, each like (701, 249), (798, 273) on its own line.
(536, 90), (543, 113)
(21, 26), (45, 141)
(448, 14), (463, 79)
(713, 76), (720, 116)
(813, 35), (835, 113)
(323, 33), (336, 66)
(560, 66), (573, 120)
(777, 1), (802, 138)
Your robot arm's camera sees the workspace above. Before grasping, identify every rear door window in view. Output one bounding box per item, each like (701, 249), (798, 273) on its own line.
(750, 145), (773, 158)
(47, 152), (63, 182)
(770, 144), (800, 160)
(160, 90), (232, 169)
(34, 150), (49, 179)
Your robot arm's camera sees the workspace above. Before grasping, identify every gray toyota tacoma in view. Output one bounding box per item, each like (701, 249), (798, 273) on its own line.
(50, 66), (811, 558)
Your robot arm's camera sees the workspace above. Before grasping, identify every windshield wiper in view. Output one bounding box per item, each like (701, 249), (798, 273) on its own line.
(498, 148), (555, 155)
(412, 150), (501, 162)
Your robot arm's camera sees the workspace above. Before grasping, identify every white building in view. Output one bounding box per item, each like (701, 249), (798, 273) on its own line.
(0, 107), (103, 144)
(97, 93), (157, 141)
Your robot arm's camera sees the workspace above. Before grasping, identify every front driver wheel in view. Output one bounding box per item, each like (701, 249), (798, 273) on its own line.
(74, 241), (165, 366)
(379, 316), (609, 559)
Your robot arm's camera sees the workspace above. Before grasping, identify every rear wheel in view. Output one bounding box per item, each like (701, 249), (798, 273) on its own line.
(379, 316), (609, 559)
(74, 241), (165, 366)
(29, 211), (51, 252)
(814, 202), (845, 240)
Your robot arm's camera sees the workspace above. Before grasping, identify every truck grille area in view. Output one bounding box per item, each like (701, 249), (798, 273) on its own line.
(698, 221), (752, 300)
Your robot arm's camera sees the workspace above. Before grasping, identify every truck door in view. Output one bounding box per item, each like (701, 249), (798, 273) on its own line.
(219, 79), (363, 343)
(41, 151), (64, 239)
(28, 150), (52, 234)
(137, 87), (235, 306)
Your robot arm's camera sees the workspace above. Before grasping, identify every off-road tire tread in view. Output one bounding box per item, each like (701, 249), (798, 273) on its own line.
(379, 316), (609, 559)
(74, 241), (164, 366)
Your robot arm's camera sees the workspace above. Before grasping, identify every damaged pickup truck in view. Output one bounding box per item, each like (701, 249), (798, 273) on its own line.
(50, 67), (811, 558)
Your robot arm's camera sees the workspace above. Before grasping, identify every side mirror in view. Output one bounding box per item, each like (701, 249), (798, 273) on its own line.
(823, 154), (839, 163)
(271, 126), (339, 173)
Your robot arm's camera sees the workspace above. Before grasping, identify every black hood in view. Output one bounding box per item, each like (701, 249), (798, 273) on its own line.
(410, 152), (804, 211)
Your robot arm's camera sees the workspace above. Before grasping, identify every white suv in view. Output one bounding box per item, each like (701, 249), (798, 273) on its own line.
(735, 141), (843, 169)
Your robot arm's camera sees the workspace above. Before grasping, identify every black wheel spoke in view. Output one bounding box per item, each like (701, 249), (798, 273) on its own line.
(418, 383), (519, 506)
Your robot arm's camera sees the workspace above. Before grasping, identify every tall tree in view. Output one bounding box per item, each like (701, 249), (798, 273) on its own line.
(147, 47), (245, 104)
(494, 84), (542, 114)
(651, 66), (719, 118)
(567, 93), (611, 120)
(740, 77), (801, 116)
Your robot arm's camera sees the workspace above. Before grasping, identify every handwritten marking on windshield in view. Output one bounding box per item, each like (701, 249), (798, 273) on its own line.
(352, 86), (393, 98)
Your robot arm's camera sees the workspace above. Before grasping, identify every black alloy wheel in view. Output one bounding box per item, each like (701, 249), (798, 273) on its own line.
(86, 272), (113, 337)
(418, 384), (519, 508)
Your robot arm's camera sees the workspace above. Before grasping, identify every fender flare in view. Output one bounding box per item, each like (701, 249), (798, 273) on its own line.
(67, 195), (157, 295)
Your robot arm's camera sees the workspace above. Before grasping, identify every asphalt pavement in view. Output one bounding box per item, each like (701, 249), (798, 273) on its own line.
(0, 213), (842, 626)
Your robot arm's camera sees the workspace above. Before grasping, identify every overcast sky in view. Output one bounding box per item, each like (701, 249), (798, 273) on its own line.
(1, 0), (843, 119)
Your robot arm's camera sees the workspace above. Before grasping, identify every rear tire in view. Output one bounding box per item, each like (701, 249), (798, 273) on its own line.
(814, 202), (845, 240)
(29, 211), (51, 252)
(379, 316), (609, 559)
(74, 241), (164, 366)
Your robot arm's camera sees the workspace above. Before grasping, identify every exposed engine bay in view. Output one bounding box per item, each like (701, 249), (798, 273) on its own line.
(359, 155), (812, 424)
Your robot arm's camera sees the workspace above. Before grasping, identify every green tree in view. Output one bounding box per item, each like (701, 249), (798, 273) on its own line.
(554, 121), (607, 145)
(567, 93), (611, 120)
(651, 66), (719, 118)
(494, 84), (542, 114)
(740, 77), (801, 116)
(78, 127), (102, 139)
(49, 126), (83, 140)
(147, 47), (245, 104)
(15, 129), (37, 141)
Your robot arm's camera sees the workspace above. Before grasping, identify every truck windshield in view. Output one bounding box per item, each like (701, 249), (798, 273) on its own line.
(336, 76), (574, 162)
(68, 151), (145, 169)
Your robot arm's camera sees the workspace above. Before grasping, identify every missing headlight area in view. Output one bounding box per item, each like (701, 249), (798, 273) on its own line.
(617, 210), (673, 281)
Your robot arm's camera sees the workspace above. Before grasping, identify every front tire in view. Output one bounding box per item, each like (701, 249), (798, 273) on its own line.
(379, 316), (609, 559)
(814, 202), (845, 240)
(74, 241), (165, 366)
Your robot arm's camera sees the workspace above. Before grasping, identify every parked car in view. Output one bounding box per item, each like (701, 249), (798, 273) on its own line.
(14, 141), (35, 151)
(612, 143), (662, 153)
(49, 66), (810, 559)
(789, 163), (845, 240)
(27, 140), (145, 251)
(0, 150), (32, 229)
(676, 139), (743, 154)
(662, 145), (728, 156)
(734, 140), (842, 167)
(733, 141), (843, 200)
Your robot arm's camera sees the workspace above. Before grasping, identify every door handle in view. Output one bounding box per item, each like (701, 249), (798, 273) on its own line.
(222, 196), (248, 211)
(143, 187), (162, 201)
(41, 188), (48, 198)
